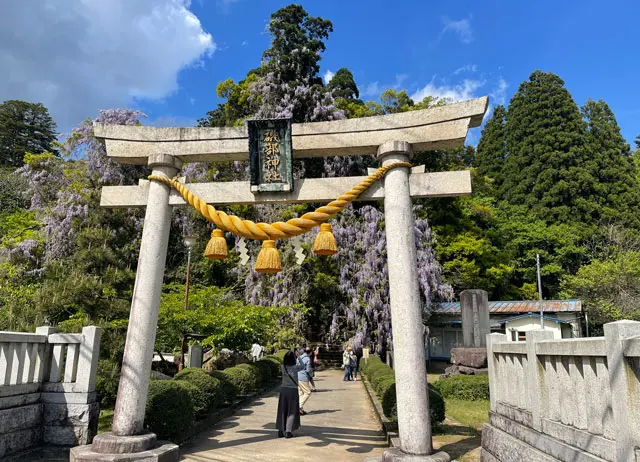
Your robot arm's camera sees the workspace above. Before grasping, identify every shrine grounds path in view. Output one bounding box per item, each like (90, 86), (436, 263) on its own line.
(180, 369), (387, 462)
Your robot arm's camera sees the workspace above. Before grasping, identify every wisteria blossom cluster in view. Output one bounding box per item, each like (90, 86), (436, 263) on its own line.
(248, 72), (345, 122)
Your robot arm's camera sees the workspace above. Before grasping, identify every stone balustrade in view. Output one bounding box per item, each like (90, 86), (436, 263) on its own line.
(482, 320), (640, 462)
(0, 326), (102, 458)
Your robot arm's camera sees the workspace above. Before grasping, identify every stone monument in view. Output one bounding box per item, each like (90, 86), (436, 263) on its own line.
(443, 289), (490, 378)
(71, 97), (488, 462)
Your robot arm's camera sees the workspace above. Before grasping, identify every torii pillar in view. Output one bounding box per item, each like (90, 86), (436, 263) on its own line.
(71, 97), (488, 462)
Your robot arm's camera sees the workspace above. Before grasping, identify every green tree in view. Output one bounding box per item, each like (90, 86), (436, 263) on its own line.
(0, 100), (57, 166)
(581, 99), (640, 228)
(475, 105), (506, 184)
(328, 68), (360, 100)
(501, 71), (595, 223)
(262, 4), (333, 85)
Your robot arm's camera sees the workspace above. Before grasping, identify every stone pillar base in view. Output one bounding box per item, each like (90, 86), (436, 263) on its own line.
(383, 447), (451, 462)
(70, 432), (178, 462)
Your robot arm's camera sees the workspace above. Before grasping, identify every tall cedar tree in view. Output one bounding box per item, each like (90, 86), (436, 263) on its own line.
(327, 68), (360, 100)
(262, 4), (333, 85)
(475, 105), (506, 185)
(581, 99), (640, 229)
(501, 71), (596, 223)
(0, 100), (57, 166)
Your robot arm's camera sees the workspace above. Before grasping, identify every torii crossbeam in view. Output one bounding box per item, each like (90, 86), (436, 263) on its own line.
(72, 97), (488, 462)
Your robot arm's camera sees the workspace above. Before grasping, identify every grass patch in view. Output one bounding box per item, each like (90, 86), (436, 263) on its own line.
(444, 398), (490, 431)
(98, 409), (114, 434)
(427, 373), (440, 384)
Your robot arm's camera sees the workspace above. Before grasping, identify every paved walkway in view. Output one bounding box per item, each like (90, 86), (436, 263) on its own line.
(180, 370), (386, 462)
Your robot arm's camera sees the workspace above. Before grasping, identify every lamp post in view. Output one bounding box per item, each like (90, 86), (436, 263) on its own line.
(179, 235), (197, 371)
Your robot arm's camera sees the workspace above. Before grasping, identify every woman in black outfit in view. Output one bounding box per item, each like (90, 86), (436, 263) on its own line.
(276, 351), (303, 438)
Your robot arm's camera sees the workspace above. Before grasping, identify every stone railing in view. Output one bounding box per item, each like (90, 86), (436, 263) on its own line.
(482, 320), (640, 462)
(0, 326), (101, 458)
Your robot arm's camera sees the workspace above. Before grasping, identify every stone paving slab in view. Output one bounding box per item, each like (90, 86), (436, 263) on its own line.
(180, 370), (386, 462)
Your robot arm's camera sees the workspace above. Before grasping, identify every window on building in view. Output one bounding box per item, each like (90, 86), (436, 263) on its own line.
(511, 330), (527, 341)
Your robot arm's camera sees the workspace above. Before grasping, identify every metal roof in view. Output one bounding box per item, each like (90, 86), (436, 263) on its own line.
(428, 299), (581, 314)
(498, 313), (572, 324)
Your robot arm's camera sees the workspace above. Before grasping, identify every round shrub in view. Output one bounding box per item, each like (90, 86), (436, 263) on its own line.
(262, 357), (281, 377)
(222, 366), (258, 395)
(174, 368), (223, 415)
(428, 385), (446, 425)
(254, 359), (280, 385)
(236, 363), (262, 390)
(252, 360), (273, 385)
(145, 380), (194, 441)
(433, 375), (490, 401)
(209, 370), (238, 403)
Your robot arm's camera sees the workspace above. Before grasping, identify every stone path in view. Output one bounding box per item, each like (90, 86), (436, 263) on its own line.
(180, 370), (387, 462)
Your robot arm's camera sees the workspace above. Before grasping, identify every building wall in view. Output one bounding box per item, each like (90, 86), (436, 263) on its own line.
(505, 317), (563, 341)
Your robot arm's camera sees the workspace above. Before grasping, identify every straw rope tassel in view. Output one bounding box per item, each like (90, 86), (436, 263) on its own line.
(148, 161), (411, 273)
(204, 229), (228, 260)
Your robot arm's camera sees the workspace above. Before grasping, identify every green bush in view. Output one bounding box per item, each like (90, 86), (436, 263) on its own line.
(209, 370), (238, 402)
(174, 368), (223, 415)
(236, 363), (263, 390)
(272, 349), (289, 362)
(251, 361), (273, 385)
(95, 360), (120, 408)
(145, 380), (194, 441)
(362, 355), (445, 428)
(257, 358), (279, 380)
(262, 357), (281, 377)
(222, 366), (258, 395)
(433, 375), (490, 401)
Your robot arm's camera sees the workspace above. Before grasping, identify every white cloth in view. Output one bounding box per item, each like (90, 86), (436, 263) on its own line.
(251, 343), (262, 359)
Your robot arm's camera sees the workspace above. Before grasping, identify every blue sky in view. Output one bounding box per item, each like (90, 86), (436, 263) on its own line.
(2, 0), (639, 145)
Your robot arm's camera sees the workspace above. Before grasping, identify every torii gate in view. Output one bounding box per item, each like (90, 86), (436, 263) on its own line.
(72, 97), (488, 462)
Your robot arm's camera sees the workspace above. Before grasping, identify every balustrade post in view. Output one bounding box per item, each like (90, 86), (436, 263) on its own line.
(486, 333), (506, 412)
(76, 326), (103, 393)
(525, 330), (554, 431)
(604, 320), (640, 462)
(35, 326), (56, 383)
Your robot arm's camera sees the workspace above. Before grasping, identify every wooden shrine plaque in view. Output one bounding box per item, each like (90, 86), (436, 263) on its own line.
(248, 118), (293, 192)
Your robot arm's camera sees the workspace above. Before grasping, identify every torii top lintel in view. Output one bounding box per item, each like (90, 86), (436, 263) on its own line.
(94, 97), (488, 165)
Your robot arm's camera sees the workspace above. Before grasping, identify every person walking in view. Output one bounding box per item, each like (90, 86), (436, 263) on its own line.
(349, 348), (358, 381)
(297, 347), (313, 415)
(342, 345), (352, 381)
(251, 342), (262, 362)
(306, 348), (317, 392)
(276, 351), (302, 438)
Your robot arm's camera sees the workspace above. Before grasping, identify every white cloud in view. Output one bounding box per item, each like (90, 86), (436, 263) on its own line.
(491, 78), (509, 106)
(323, 70), (335, 85)
(454, 64), (478, 75)
(441, 16), (474, 44)
(361, 74), (409, 97)
(241, 40), (248, 47)
(0, 0), (215, 132)
(412, 79), (485, 103)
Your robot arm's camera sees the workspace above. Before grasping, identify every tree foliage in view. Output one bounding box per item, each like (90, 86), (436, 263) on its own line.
(0, 100), (57, 167)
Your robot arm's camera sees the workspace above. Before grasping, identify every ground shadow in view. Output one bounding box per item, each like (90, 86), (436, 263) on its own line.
(305, 409), (339, 415)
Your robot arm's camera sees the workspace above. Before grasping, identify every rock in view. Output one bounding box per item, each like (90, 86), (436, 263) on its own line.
(439, 365), (488, 379)
(450, 347), (487, 368)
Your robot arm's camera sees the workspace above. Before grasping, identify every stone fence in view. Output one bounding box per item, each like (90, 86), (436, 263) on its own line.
(481, 320), (640, 462)
(0, 326), (102, 458)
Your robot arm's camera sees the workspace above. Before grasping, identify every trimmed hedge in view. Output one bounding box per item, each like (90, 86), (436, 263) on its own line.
(251, 360), (273, 385)
(174, 368), (223, 415)
(433, 375), (490, 401)
(222, 366), (258, 395)
(361, 355), (445, 427)
(261, 357), (281, 377)
(145, 380), (194, 440)
(236, 363), (263, 390)
(209, 370), (238, 402)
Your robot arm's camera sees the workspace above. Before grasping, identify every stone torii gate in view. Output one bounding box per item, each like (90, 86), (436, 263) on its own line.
(71, 97), (488, 462)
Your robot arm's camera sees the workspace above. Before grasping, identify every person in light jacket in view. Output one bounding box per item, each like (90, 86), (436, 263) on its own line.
(342, 345), (352, 381)
(297, 347), (313, 415)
